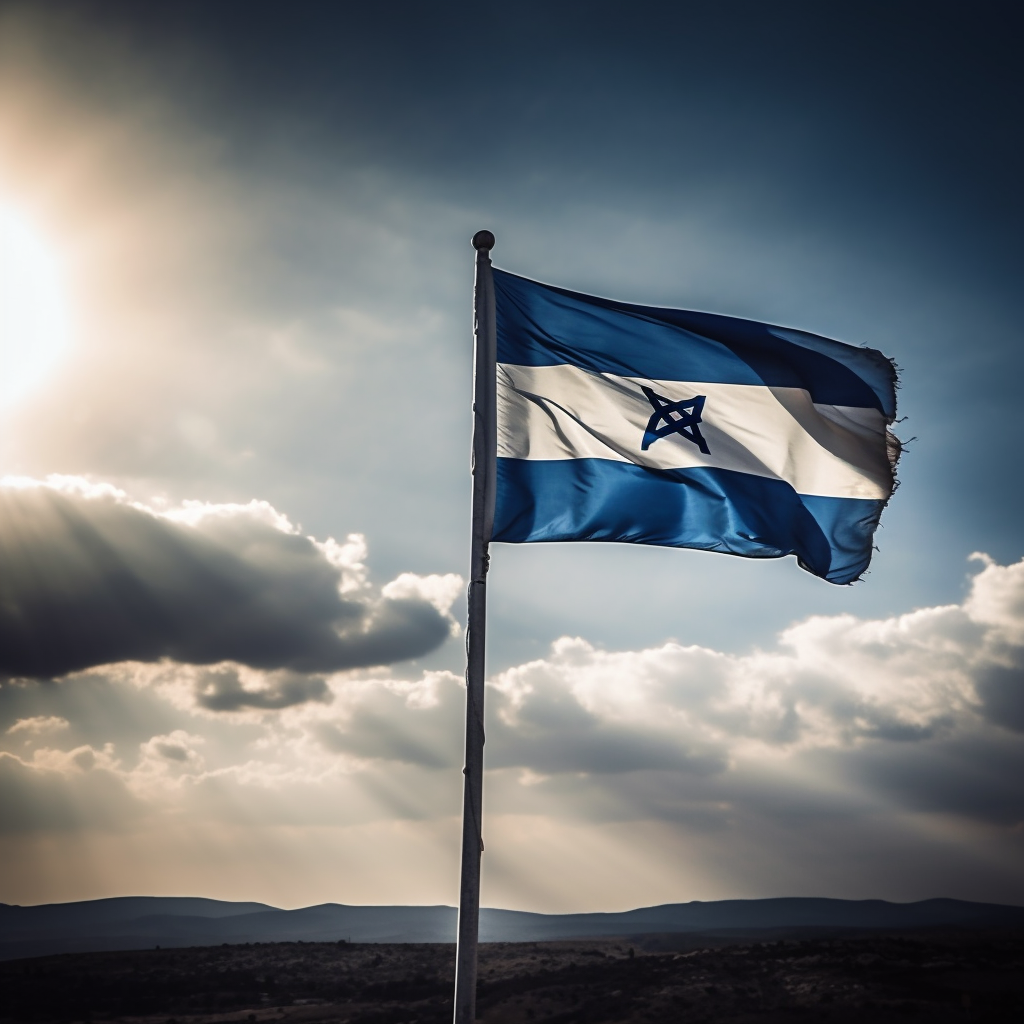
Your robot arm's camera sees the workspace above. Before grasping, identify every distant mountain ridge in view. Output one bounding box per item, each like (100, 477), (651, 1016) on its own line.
(2, 895), (1022, 961)
(0, 896), (275, 932)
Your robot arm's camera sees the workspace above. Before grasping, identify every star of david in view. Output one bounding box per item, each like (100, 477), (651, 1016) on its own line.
(640, 385), (710, 454)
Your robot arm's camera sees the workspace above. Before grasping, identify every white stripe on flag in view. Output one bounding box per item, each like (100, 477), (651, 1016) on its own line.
(497, 362), (892, 500)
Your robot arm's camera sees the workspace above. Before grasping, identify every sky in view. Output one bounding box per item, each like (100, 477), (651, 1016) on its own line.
(0, 0), (1022, 912)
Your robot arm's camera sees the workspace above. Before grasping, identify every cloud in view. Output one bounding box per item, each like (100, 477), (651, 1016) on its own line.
(152, 552), (1016, 833)
(486, 646), (729, 775)
(6, 715), (69, 736)
(0, 555), (1022, 906)
(0, 477), (460, 678)
(975, 662), (1024, 733)
(136, 730), (206, 777)
(312, 671), (463, 769)
(193, 666), (331, 712)
(6, 555), (1024, 809)
(476, 555), (1024, 774)
(382, 573), (464, 636)
(289, 552), (1024, 831)
(30, 742), (121, 775)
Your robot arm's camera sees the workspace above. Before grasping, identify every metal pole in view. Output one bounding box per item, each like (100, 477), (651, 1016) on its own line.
(453, 230), (497, 1024)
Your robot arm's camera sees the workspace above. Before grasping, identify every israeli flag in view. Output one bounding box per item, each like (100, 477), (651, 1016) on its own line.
(491, 270), (900, 584)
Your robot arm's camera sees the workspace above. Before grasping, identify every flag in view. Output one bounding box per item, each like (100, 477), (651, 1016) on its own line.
(491, 269), (900, 584)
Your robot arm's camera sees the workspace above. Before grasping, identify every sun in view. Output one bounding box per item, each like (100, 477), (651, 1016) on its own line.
(0, 205), (71, 409)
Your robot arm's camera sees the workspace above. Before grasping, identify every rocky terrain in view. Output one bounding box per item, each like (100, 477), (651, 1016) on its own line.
(1, 931), (1022, 1023)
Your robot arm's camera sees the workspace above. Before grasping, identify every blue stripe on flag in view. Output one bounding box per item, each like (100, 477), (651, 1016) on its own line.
(494, 269), (895, 415)
(492, 457), (886, 585)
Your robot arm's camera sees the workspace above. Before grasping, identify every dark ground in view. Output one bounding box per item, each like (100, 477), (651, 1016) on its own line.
(1, 931), (1022, 1023)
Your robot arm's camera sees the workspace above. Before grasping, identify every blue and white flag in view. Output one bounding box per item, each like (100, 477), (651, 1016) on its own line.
(491, 270), (900, 584)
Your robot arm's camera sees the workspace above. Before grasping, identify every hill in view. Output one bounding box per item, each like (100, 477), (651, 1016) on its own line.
(2, 895), (1023, 960)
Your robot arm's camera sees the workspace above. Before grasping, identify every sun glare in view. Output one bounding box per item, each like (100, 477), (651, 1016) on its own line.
(0, 204), (71, 409)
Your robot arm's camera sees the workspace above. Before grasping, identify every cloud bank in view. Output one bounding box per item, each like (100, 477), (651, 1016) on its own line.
(1, 553), (1022, 909)
(0, 477), (461, 678)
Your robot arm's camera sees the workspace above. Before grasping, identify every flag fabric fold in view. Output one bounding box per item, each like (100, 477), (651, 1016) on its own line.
(491, 269), (900, 584)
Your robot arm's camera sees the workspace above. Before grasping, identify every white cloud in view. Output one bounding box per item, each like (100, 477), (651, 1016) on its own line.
(6, 715), (69, 736)
(30, 742), (120, 774)
(162, 495), (297, 533)
(965, 552), (1024, 646)
(382, 572), (462, 614)
(382, 572), (464, 635)
(315, 533), (371, 594)
(481, 553), (1024, 772)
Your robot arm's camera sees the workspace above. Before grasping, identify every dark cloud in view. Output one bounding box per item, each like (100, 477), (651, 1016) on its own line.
(830, 733), (1024, 827)
(151, 737), (191, 761)
(975, 662), (1024, 734)
(0, 482), (452, 678)
(194, 667), (330, 711)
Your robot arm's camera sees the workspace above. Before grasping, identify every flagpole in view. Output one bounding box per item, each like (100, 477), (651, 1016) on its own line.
(453, 230), (497, 1024)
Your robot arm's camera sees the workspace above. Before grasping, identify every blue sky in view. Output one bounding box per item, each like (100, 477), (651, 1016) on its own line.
(0, 1), (1022, 911)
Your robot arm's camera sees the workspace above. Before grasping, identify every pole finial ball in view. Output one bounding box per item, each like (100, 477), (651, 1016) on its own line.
(472, 230), (495, 251)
